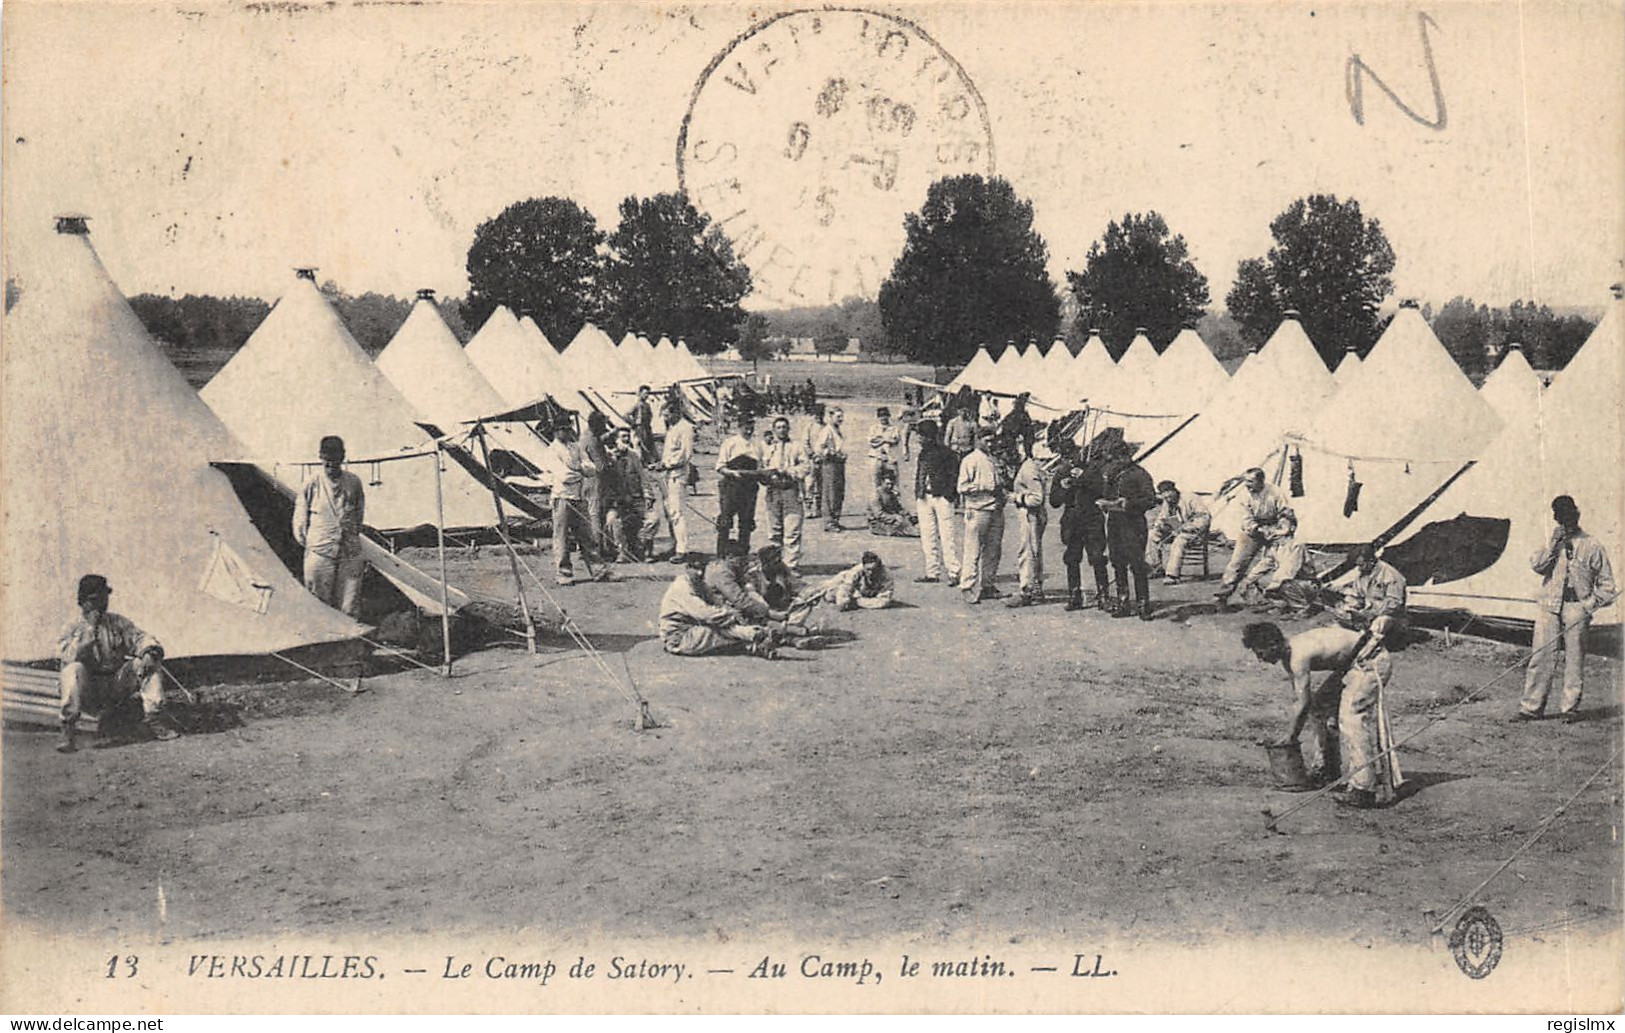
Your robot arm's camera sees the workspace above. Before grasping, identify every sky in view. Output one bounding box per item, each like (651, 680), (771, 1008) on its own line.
(4, 0), (1622, 312)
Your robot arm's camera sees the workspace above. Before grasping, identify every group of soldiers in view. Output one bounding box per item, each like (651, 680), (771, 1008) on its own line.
(50, 376), (1618, 820)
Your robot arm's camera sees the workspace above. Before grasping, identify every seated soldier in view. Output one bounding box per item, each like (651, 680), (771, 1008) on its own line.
(755, 544), (823, 627)
(1145, 480), (1211, 585)
(820, 551), (896, 611)
(658, 553), (778, 659)
(1332, 545), (1408, 639)
(57, 574), (177, 753)
(704, 545), (830, 649)
(866, 468), (920, 537)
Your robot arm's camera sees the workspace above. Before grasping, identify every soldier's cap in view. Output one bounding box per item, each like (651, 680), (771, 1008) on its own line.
(1156, 480), (1177, 493)
(77, 574), (111, 603)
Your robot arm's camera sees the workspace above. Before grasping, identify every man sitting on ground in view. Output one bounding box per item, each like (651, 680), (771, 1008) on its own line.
(703, 546), (830, 649)
(822, 551), (896, 611)
(658, 553), (778, 659)
(1215, 467), (1296, 610)
(57, 574), (177, 753)
(1333, 545), (1408, 638)
(867, 468), (920, 537)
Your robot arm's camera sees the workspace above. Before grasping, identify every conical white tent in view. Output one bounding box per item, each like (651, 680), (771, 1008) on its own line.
(378, 297), (553, 474)
(465, 308), (552, 407)
(377, 293), (510, 427)
(947, 346), (996, 393)
(1154, 328), (1230, 413)
(674, 339), (709, 381)
(1477, 344), (1543, 429)
(1117, 332), (1160, 383)
(1146, 315), (1336, 496)
(1286, 308), (1502, 544)
(201, 272), (499, 531)
(2, 218), (366, 662)
(1395, 297), (1622, 622)
(1331, 347), (1363, 386)
(1030, 339), (1080, 410)
(1062, 334), (1119, 411)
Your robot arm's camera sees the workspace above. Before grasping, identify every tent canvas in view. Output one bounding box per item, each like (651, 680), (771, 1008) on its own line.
(1285, 307), (1502, 545)
(1477, 345), (1544, 430)
(1145, 316), (1336, 496)
(201, 273), (499, 532)
(1153, 328), (1229, 414)
(1393, 298), (1623, 623)
(2, 220), (366, 662)
(378, 299), (552, 474)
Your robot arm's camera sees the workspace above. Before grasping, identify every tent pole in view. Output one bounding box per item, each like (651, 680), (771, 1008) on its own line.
(474, 422), (538, 655)
(431, 445), (454, 677)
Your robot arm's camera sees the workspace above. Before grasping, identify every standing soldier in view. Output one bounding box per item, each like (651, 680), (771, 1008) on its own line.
(760, 415), (810, 572)
(1098, 439), (1159, 620)
(715, 415), (764, 557)
(1051, 441), (1112, 613)
(657, 399), (695, 562)
(957, 425), (1007, 604)
(1005, 443), (1049, 607)
(293, 434), (366, 617)
(1514, 495), (1618, 723)
(815, 406), (849, 532)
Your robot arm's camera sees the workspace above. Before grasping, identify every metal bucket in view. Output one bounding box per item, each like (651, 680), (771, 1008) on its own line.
(1265, 741), (1314, 791)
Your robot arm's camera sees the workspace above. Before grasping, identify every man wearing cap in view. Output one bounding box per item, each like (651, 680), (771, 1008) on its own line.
(1215, 467), (1296, 611)
(1050, 440), (1113, 612)
(1145, 480), (1211, 585)
(629, 385), (657, 460)
(715, 414), (764, 557)
(912, 420), (962, 585)
(602, 427), (648, 562)
(1515, 495), (1618, 723)
(944, 401), (977, 459)
(546, 418), (607, 585)
(657, 399), (695, 561)
(815, 406), (849, 531)
(293, 435), (366, 617)
(57, 575), (176, 752)
(957, 425), (1007, 604)
(1005, 442), (1049, 607)
(868, 406), (902, 494)
(1098, 439), (1159, 619)
(760, 415), (810, 572)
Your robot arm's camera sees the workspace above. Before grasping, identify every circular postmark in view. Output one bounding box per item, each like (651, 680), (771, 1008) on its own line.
(1448, 905), (1503, 979)
(677, 8), (994, 308)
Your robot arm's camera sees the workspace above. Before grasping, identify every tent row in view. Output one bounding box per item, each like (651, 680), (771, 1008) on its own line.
(0, 216), (723, 671)
(941, 299), (1620, 626)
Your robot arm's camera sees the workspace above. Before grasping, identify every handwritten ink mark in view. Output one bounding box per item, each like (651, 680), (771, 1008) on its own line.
(1346, 11), (1447, 131)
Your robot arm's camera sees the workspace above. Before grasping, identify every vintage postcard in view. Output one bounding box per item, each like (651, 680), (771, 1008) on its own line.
(2, 0), (1621, 1016)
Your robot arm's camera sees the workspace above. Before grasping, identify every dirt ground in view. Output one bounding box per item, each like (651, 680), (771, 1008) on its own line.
(4, 379), (1620, 977)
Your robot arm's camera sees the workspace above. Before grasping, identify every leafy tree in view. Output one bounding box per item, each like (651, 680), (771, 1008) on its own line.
(878, 175), (1060, 365)
(1225, 194), (1396, 367)
(736, 312), (774, 368)
(320, 281), (411, 357)
(1431, 296), (1492, 378)
(465, 197), (605, 347)
(814, 322), (850, 356)
(1065, 211), (1209, 356)
(129, 293), (271, 389)
(599, 192), (752, 354)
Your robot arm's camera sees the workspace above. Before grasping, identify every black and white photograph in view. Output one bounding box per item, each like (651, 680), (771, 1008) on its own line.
(1, 0), (1621, 1016)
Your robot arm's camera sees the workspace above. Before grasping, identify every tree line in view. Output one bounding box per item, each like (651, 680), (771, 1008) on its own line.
(131, 177), (1597, 386)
